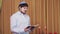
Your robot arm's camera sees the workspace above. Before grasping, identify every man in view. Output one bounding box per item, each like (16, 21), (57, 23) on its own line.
(10, 1), (31, 34)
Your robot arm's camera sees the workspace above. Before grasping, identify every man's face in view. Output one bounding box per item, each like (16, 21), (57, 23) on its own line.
(20, 6), (28, 13)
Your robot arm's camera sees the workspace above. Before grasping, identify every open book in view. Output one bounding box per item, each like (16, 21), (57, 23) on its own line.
(26, 24), (39, 31)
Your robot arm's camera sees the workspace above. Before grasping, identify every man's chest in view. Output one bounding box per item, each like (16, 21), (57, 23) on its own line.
(16, 15), (29, 25)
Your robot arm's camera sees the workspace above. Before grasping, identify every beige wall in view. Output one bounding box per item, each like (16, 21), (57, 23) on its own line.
(0, 0), (60, 34)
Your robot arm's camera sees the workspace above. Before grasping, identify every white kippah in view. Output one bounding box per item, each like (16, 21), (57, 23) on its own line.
(19, 1), (27, 4)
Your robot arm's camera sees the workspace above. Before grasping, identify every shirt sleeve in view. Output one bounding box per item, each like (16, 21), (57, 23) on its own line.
(10, 16), (17, 32)
(28, 16), (31, 26)
(27, 16), (32, 32)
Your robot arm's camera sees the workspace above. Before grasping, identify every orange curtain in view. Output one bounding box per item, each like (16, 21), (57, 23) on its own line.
(0, 0), (60, 34)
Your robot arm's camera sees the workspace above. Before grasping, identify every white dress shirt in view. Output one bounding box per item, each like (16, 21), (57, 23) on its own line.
(10, 11), (31, 34)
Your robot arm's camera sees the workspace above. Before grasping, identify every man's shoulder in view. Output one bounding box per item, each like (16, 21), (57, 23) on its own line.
(26, 14), (29, 17)
(10, 11), (19, 18)
(26, 14), (30, 19)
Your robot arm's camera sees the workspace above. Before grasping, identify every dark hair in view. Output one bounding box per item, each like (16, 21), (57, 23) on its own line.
(18, 3), (28, 8)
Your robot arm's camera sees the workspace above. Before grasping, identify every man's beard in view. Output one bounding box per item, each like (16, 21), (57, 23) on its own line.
(21, 11), (26, 14)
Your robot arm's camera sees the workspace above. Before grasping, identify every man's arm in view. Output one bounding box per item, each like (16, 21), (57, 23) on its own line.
(10, 16), (17, 32)
(25, 16), (31, 32)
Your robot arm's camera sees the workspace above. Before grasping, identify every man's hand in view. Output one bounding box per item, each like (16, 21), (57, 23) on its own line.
(24, 28), (30, 32)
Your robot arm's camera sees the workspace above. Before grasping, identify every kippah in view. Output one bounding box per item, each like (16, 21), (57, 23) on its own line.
(19, 1), (27, 4)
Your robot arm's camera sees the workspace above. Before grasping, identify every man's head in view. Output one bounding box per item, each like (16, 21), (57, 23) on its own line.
(18, 2), (28, 14)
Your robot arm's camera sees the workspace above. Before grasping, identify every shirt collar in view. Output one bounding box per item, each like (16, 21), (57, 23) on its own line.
(17, 11), (26, 15)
